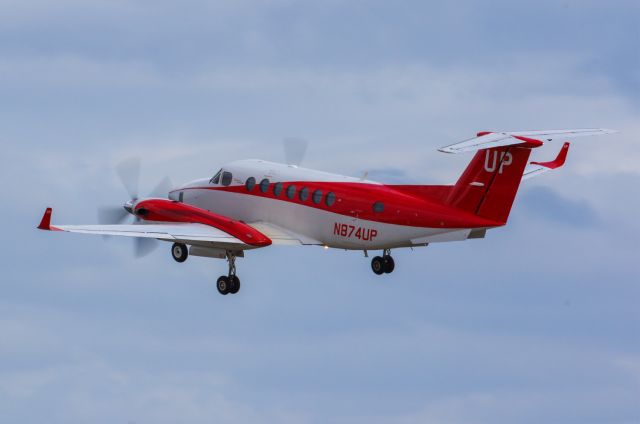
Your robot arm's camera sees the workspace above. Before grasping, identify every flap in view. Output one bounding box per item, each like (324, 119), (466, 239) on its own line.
(248, 221), (322, 245)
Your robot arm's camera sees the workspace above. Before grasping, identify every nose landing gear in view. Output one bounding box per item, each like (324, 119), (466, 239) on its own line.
(371, 249), (395, 275)
(217, 251), (241, 295)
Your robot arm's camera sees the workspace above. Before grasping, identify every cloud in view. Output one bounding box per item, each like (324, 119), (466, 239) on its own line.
(518, 186), (600, 228)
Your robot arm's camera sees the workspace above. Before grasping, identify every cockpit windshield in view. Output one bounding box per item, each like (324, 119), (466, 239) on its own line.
(210, 169), (222, 184)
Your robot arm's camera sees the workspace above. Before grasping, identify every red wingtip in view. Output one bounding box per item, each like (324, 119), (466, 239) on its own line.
(37, 208), (53, 230)
(531, 142), (570, 169)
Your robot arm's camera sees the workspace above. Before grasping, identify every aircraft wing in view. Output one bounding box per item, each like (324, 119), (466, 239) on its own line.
(522, 142), (570, 180)
(439, 128), (616, 153)
(37, 208), (267, 250)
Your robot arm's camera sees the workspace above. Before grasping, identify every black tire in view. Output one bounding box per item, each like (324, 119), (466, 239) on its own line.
(229, 275), (240, 294)
(171, 243), (188, 263)
(371, 256), (385, 275)
(217, 276), (230, 295)
(383, 256), (395, 274)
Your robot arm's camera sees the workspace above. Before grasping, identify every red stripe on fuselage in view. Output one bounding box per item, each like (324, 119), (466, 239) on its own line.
(176, 182), (501, 229)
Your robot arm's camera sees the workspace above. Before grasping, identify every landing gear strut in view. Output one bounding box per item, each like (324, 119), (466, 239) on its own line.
(217, 251), (241, 295)
(371, 249), (395, 275)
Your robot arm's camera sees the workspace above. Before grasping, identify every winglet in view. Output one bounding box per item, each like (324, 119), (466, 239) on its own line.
(531, 142), (570, 170)
(37, 207), (56, 231)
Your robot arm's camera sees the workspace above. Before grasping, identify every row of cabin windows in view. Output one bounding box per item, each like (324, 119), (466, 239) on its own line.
(245, 177), (337, 207)
(211, 172), (384, 213)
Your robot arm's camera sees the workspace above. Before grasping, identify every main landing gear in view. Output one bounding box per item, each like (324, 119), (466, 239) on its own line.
(171, 243), (188, 262)
(371, 249), (395, 275)
(216, 251), (240, 295)
(171, 243), (241, 296)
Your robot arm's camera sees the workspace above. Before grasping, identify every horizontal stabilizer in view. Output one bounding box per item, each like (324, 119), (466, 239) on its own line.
(439, 128), (617, 154)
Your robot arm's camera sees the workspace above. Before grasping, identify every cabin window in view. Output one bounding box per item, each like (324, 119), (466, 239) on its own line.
(373, 201), (384, 213)
(245, 177), (256, 191)
(325, 192), (336, 207)
(273, 182), (283, 197)
(178, 191), (184, 202)
(260, 178), (270, 193)
(299, 187), (309, 201)
(210, 169), (222, 184)
(286, 185), (296, 199)
(312, 189), (323, 204)
(221, 171), (233, 187)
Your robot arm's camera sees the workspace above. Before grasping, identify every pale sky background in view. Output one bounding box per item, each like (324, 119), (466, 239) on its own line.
(1, 1), (639, 423)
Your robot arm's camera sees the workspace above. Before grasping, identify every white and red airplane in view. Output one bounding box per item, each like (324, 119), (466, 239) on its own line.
(38, 129), (615, 295)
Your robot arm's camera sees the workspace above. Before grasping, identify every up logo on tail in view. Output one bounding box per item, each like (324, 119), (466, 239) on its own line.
(484, 150), (513, 174)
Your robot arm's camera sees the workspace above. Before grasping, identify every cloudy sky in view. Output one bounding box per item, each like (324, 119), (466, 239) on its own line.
(1, 0), (639, 423)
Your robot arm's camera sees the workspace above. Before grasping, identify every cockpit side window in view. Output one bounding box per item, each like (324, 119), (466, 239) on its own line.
(210, 169), (222, 184)
(221, 171), (233, 187)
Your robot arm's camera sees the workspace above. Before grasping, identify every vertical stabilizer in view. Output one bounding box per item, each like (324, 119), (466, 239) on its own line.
(446, 147), (531, 224)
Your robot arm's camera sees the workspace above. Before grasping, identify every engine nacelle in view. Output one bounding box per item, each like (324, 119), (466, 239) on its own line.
(133, 199), (271, 247)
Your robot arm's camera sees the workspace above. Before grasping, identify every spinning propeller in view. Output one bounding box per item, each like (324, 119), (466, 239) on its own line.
(283, 137), (308, 167)
(98, 157), (173, 258)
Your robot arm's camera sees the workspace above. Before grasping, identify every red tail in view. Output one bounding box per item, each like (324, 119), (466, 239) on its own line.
(446, 146), (531, 224)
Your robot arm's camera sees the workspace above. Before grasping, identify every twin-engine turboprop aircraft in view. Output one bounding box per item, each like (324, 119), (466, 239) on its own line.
(38, 129), (615, 295)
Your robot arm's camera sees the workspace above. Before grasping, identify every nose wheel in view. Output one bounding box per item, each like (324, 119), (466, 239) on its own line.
(217, 251), (241, 295)
(371, 249), (395, 275)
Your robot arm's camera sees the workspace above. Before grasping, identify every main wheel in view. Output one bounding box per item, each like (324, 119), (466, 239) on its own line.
(383, 256), (395, 273)
(217, 276), (231, 295)
(229, 275), (241, 294)
(371, 256), (385, 275)
(171, 243), (188, 263)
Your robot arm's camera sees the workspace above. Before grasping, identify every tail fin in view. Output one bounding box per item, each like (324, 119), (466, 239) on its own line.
(446, 147), (531, 224)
